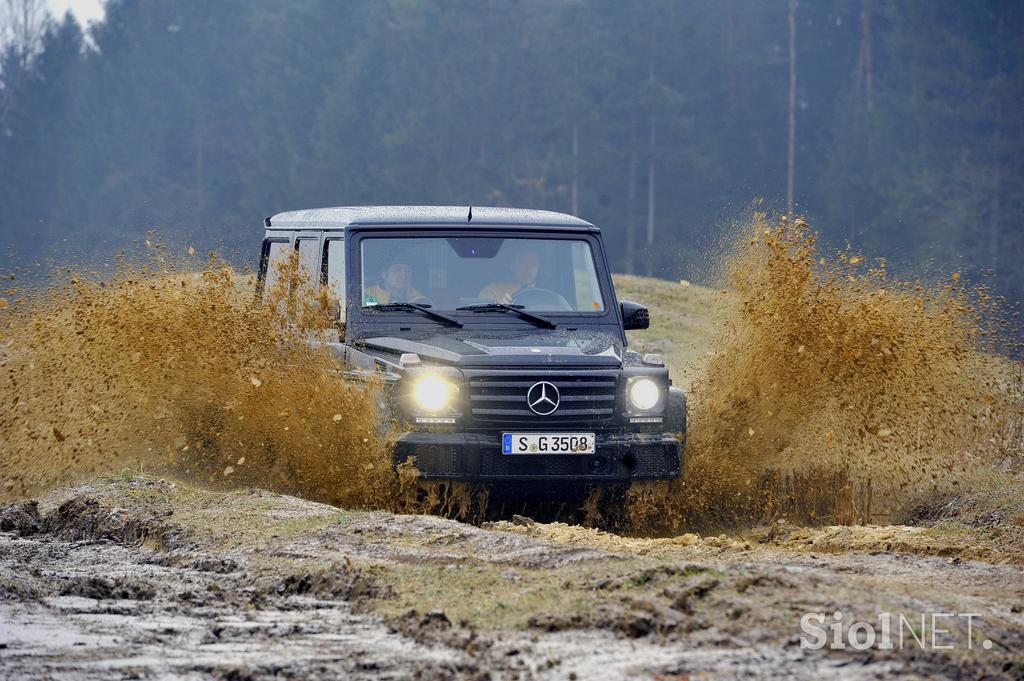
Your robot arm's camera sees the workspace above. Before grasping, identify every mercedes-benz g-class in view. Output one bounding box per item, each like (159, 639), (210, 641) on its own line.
(257, 206), (685, 486)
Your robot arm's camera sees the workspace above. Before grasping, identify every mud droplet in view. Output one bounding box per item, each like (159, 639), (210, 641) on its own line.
(250, 376), (262, 387)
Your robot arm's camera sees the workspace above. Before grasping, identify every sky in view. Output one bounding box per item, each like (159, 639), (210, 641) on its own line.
(47, 0), (104, 26)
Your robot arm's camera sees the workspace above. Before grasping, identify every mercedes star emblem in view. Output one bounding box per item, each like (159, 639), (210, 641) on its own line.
(526, 381), (560, 415)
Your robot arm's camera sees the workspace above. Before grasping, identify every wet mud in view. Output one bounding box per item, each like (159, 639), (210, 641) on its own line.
(2, 477), (1022, 680)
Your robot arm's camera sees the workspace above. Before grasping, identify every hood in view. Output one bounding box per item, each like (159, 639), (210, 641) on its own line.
(360, 328), (623, 368)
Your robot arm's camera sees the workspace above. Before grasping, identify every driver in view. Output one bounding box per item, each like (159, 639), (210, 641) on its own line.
(364, 254), (428, 305)
(478, 248), (539, 304)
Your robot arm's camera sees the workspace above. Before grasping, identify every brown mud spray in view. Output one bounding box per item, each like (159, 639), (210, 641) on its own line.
(627, 213), (1021, 533)
(0, 249), (395, 507)
(1, 219), (1019, 533)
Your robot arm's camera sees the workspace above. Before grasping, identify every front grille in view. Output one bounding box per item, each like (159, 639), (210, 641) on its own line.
(466, 371), (618, 426)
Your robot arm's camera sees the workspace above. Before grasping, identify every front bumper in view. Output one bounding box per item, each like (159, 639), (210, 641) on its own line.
(392, 431), (682, 482)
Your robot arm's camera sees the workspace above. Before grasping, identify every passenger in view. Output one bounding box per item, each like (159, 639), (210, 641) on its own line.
(364, 255), (428, 305)
(479, 248), (540, 304)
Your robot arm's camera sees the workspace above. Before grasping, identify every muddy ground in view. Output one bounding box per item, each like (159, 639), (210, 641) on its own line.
(2, 475), (1022, 680)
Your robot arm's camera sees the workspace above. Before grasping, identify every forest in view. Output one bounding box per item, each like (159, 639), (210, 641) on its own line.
(1, 0), (1022, 303)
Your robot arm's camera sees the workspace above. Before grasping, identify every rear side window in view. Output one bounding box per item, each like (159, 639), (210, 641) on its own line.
(324, 238), (345, 321)
(262, 239), (291, 297)
(296, 238), (320, 293)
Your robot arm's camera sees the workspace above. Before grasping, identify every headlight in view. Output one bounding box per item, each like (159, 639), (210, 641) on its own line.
(413, 375), (454, 412)
(628, 377), (661, 411)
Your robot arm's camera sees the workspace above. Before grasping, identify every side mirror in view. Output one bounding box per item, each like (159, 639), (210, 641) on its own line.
(620, 300), (650, 330)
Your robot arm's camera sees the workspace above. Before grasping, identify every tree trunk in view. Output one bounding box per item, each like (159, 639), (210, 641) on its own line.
(195, 114), (206, 221)
(625, 114), (637, 275)
(726, 12), (737, 111)
(571, 122), (579, 216)
(645, 58), (656, 276)
(860, 0), (873, 111)
(787, 0), (797, 213)
(646, 113), (656, 276)
(989, 7), (1004, 277)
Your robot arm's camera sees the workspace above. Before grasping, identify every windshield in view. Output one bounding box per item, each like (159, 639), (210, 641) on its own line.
(360, 236), (606, 313)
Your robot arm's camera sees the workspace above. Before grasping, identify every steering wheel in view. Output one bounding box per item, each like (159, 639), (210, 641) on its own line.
(510, 287), (572, 311)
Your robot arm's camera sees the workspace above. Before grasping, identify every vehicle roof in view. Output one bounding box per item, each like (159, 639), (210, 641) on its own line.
(265, 206), (595, 232)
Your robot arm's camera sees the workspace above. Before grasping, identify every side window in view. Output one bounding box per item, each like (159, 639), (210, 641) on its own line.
(324, 238), (345, 321)
(261, 239), (291, 299)
(296, 237), (320, 293)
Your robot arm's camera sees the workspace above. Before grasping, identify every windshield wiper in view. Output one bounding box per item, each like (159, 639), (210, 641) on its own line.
(363, 302), (463, 328)
(455, 303), (557, 329)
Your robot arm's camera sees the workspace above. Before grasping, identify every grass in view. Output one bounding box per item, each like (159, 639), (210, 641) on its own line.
(372, 559), (719, 630)
(373, 561), (610, 628)
(613, 274), (719, 387)
(897, 474), (1024, 558)
(96, 472), (354, 549)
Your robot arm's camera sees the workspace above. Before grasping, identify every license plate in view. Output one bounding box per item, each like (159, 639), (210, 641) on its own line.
(502, 433), (596, 455)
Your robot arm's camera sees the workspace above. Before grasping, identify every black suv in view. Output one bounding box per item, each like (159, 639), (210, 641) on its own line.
(258, 206), (685, 485)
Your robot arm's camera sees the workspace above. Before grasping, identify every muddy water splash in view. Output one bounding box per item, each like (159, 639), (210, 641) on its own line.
(0, 250), (395, 507)
(628, 213), (1021, 534)
(2, 221), (1018, 531)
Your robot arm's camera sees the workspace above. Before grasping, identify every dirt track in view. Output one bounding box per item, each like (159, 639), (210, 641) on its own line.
(1, 215), (1020, 679)
(2, 476), (1022, 680)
